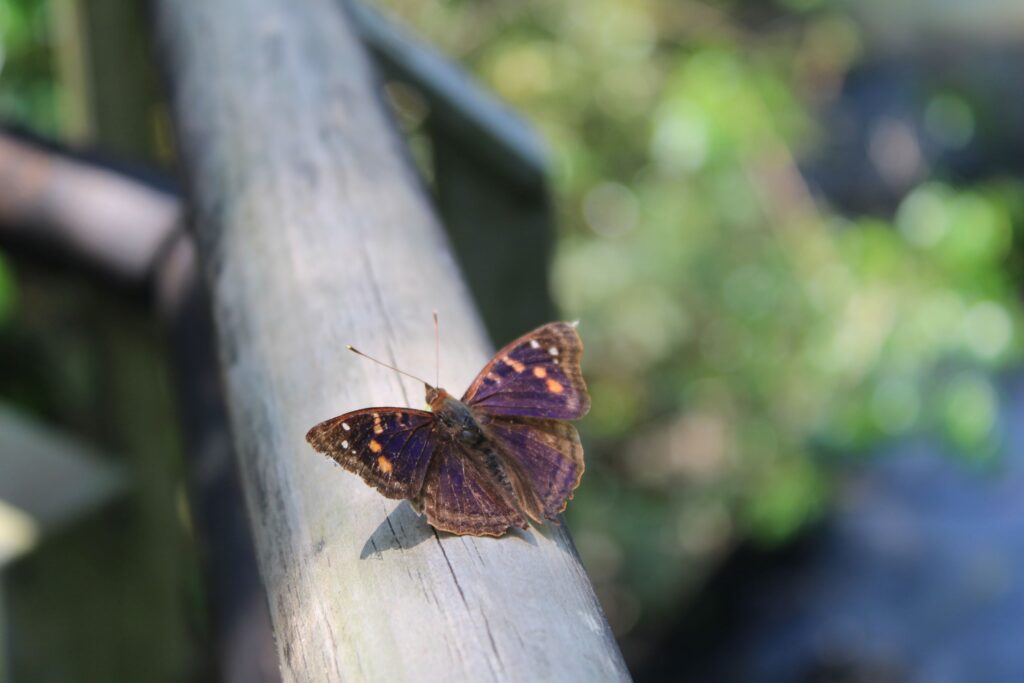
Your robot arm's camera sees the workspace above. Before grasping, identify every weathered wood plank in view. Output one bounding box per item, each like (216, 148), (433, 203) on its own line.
(0, 405), (123, 546)
(156, 235), (281, 683)
(349, 3), (556, 342)
(348, 1), (548, 190)
(430, 124), (555, 346)
(0, 131), (179, 284)
(154, 0), (629, 681)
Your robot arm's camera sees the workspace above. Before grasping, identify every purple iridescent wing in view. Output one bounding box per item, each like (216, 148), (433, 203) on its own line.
(306, 408), (437, 499)
(462, 322), (590, 420)
(480, 415), (584, 521)
(418, 443), (527, 536)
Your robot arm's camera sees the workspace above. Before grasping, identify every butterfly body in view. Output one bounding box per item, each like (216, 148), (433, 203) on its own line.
(421, 387), (528, 522)
(427, 388), (484, 446)
(307, 322), (590, 537)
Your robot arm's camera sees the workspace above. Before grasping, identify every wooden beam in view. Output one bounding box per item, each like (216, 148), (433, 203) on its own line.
(430, 123), (555, 345)
(154, 0), (628, 680)
(156, 235), (281, 683)
(0, 404), (125, 680)
(0, 404), (124, 553)
(0, 130), (180, 285)
(350, 1), (556, 346)
(349, 1), (548, 191)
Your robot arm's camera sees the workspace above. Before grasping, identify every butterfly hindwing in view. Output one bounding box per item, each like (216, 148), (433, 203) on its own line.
(462, 322), (590, 420)
(481, 415), (584, 520)
(306, 408), (437, 499)
(418, 442), (528, 536)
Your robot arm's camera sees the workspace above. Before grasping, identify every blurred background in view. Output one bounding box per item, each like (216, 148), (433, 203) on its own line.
(3, 0), (1024, 681)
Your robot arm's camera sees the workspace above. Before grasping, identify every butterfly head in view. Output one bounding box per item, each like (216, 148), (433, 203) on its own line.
(426, 385), (449, 409)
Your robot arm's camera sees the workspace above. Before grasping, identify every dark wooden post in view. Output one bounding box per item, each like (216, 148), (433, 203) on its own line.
(154, 0), (629, 680)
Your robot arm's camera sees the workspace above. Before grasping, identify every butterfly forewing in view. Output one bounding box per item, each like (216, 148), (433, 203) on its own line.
(463, 322), (590, 420)
(306, 408), (437, 499)
(419, 443), (527, 536)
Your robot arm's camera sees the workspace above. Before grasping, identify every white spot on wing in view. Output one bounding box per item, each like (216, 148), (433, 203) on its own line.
(342, 422), (351, 431)
(341, 440), (349, 449)
(530, 340), (540, 349)
(549, 347), (559, 356)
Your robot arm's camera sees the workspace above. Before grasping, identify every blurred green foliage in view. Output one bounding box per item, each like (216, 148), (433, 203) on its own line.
(0, 0), (53, 330)
(374, 0), (1024, 638)
(0, 0), (40, 356)
(0, 0), (57, 132)
(0, 249), (15, 323)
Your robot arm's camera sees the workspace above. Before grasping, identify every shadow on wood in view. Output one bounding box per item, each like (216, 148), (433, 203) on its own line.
(358, 502), (435, 560)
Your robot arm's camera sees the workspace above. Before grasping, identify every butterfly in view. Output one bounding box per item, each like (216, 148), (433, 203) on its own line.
(305, 321), (590, 536)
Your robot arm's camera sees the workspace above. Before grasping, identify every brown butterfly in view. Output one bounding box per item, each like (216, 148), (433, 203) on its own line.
(305, 321), (590, 536)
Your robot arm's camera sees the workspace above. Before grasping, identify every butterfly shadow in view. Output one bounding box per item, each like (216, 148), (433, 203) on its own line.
(360, 502), (542, 559)
(360, 501), (435, 559)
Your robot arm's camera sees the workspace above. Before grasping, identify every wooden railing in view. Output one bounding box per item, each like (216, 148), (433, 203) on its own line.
(154, 0), (629, 680)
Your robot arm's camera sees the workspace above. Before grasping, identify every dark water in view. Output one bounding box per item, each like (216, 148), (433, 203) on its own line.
(643, 371), (1024, 683)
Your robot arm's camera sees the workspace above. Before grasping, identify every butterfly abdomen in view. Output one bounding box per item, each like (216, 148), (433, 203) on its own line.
(428, 393), (540, 524)
(433, 396), (509, 486)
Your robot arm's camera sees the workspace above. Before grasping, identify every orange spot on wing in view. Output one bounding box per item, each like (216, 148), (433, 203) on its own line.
(502, 355), (526, 373)
(546, 379), (564, 394)
(369, 439), (382, 453)
(377, 456), (393, 473)
(532, 367), (547, 378)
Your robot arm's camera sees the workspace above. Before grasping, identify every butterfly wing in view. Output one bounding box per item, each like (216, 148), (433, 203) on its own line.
(306, 408), (437, 499)
(417, 442), (528, 536)
(462, 321), (590, 420)
(479, 415), (584, 521)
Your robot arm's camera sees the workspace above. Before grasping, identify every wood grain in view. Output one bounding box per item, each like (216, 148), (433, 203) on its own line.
(154, 0), (629, 680)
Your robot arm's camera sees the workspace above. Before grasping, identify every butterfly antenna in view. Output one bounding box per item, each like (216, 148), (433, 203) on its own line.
(346, 345), (433, 388)
(433, 310), (440, 389)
